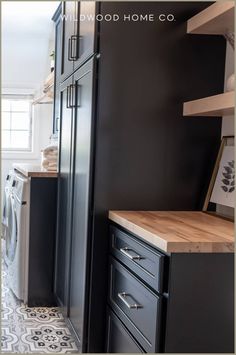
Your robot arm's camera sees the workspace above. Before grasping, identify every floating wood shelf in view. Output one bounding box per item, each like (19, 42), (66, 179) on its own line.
(187, 2), (235, 35)
(32, 92), (53, 105)
(33, 71), (54, 105)
(183, 91), (235, 117)
(44, 71), (54, 93)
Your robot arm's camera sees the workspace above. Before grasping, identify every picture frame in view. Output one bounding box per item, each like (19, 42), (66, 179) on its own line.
(203, 136), (235, 212)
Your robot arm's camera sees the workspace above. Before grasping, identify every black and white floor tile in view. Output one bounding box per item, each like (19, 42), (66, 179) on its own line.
(1, 254), (79, 353)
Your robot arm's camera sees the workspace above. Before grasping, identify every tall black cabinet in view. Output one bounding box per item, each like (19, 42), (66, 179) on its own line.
(53, 1), (226, 352)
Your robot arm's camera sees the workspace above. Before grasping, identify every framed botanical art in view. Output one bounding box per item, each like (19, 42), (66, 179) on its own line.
(203, 136), (235, 211)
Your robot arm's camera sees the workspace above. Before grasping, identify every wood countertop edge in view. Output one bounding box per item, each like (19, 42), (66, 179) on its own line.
(108, 211), (234, 253)
(166, 241), (235, 253)
(26, 171), (58, 178)
(109, 211), (169, 251)
(13, 166), (58, 178)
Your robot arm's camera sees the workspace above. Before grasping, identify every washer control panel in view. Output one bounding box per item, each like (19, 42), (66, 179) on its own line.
(12, 173), (30, 203)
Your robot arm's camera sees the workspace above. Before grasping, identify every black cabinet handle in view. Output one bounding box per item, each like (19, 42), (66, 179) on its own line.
(68, 35), (79, 61)
(71, 35), (79, 60)
(66, 85), (71, 108)
(68, 37), (72, 61)
(56, 117), (60, 131)
(70, 84), (76, 108)
(66, 84), (76, 109)
(76, 84), (81, 107)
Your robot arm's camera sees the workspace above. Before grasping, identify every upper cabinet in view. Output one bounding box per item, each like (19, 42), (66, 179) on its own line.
(60, 1), (97, 82)
(74, 2), (97, 72)
(61, 1), (76, 81)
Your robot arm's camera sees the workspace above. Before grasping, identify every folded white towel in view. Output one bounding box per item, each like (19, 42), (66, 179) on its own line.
(46, 166), (57, 171)
(44, 155), (57, 162)
(42, 159), (49, 168)
(43, 150), (58, 159)
(41, 145), (58, 171)
(43, 145), (58, 155)
(48, 162), (57, 168)
(42, 158), (57, 171)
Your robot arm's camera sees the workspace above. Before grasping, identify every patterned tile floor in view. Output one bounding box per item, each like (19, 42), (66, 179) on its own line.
(1, 255), (79, 353)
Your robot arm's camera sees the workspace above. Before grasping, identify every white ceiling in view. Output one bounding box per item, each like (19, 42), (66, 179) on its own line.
(2, 1), (60, 92)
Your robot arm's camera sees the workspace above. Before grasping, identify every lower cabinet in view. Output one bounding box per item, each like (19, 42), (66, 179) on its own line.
(106, 309), (144, 353)
(107, 224), (165, 353)
(27, 177), (57, 306)
(107, 224), (234, 353)
(108, 257), (162, 353)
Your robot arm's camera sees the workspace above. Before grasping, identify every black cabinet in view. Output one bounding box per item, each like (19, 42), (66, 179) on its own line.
(68, 60), (94, 344)
(110, 225), (165, 293)
(26, 177), (57, 306)
(164, 253), (234, 353)
(52, 4), (62, 135)
(108, 224), (234, 353)
(108, 257), (162, 353)
(54, 1), (226, 352)
(55, 58), (95, 350)
(106, 309), (144, 353)
(60, 1), (75, 81)
(54, 74), (74, 314)
(60, 1), (97, 82)
(73, 1), (97, 72)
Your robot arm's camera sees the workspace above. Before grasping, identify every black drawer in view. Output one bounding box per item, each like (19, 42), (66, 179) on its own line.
(108, 257), (162, 353)
(110, 225), (165, 293)
(106, 308), (144, 353)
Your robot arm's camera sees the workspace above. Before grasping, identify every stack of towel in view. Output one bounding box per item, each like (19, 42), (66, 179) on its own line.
(41, 145), (58, 171)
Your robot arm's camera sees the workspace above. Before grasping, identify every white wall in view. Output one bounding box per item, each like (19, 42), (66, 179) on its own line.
(1, 2), (59, 194)
(2, 95), (54, 190)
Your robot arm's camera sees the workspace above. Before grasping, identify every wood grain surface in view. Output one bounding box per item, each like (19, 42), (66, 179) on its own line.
(183, 92), (235, 117)
(13, 163), (58, 178)
(109, 211), (234, 253)
(187, 1), (234, 35)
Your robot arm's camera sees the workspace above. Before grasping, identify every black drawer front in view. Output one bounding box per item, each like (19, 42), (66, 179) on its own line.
(110, 225), (165, 293)
(108, 257), (161, 353)
(106, 309), (144, 353)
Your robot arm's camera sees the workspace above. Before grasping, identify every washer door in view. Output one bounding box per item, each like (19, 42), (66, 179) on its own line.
(5, 195), (18, 263)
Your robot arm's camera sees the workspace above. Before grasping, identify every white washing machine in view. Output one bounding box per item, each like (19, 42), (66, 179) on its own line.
(5, 171), (30, 302)
(2, 170), (16, 245)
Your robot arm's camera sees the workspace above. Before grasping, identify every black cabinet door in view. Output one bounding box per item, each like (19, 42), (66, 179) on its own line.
(52, 4), (62, 135)
(61, 1), (96, 82)
(54, 75), (74, 315)
(61, 1), (76, 82)
(74, 1), (97, 72)
(68, 59), (95, 350)
(106, 309), (144, 353)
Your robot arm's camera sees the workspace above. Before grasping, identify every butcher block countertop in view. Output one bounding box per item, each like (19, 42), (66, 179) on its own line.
(109, 211), (234, 253)
(13, 163), (58, 178)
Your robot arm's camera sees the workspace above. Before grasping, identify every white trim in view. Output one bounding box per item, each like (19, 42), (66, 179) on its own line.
(2, 95), (34, 153)
(2, 88), (35, 96)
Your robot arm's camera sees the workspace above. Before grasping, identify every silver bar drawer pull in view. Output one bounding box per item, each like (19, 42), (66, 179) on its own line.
(120, 247), (143, 260)
(118, 292), (143, 309)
